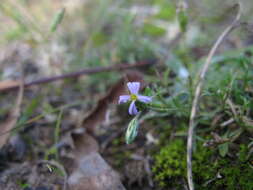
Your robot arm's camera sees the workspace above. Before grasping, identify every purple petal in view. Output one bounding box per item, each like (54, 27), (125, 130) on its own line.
(128, 101), (138, 115)
(127, 82), (140, 94)
(137, 95), (152, 103)
(119, 95), (130, 104)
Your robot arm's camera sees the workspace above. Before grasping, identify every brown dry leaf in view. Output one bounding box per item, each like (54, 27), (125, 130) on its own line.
(0, 80), (20, 91)
(67, 71), (144, 190)
(0, 79), (24, 148)
(83, 71), (144, 134)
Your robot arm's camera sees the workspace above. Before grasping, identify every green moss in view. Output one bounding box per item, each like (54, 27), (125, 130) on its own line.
(207, 145), (253, 190)
(152, 140), (253, 190)
(193, 143), (216, 186)
(152, 139), (186, 188)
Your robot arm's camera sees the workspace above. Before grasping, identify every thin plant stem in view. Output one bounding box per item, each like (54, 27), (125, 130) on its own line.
(186, 3), (241, 190)
(54, 109), (63, 160)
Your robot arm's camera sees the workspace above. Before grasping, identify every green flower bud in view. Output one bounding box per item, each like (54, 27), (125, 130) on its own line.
(125, 115), (139, 144)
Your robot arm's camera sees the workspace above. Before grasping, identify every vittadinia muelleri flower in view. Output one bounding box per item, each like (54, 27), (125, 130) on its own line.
(118, 82), (152, 115)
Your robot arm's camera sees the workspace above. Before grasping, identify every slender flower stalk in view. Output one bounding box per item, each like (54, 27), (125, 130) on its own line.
(118, 82), (152, 115)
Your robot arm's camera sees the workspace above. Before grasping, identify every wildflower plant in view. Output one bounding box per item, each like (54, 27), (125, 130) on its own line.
(118, 81), (152, 144)
(118, 81), (191, 144)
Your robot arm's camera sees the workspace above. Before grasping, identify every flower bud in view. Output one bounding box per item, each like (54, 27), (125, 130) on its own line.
(125, 116), (139, 144)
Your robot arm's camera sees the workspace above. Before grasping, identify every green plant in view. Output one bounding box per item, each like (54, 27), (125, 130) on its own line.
(152, 139), (253, 190)
(152, 139), (187, 188)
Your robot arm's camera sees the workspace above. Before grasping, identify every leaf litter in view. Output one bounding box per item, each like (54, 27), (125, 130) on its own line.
(0, 68), (149, 190)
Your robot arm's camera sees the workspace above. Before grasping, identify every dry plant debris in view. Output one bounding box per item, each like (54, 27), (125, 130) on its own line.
(0, 71), (24, 148)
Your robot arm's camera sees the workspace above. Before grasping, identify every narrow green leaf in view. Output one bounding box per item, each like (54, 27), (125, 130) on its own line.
(50, 8), (65, 32)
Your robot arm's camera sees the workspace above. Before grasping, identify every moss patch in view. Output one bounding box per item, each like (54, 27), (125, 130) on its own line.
(152, 139), (186, 188)
(152, 140), (253, 190)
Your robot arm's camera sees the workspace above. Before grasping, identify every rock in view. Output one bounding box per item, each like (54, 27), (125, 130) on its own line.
(68, 152), (125, 190)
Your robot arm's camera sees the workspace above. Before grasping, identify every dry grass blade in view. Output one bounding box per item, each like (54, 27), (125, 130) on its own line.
(0, 66), (24, 148)
(186, 3), (242, 190)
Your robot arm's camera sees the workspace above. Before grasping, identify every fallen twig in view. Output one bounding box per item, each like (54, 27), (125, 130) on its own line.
(0, 60), (156, 92)
(186, 4), (241, 190)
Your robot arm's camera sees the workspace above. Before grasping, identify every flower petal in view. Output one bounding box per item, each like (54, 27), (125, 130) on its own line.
(127, 82), (140, 94)
(137, 95), (152, 103)
(128, 101), (138, 115)
(118, 95), (130, 104)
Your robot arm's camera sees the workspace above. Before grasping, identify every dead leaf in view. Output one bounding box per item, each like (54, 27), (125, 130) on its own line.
(0, 80), (20, 91)
(71, 132), (99, 157)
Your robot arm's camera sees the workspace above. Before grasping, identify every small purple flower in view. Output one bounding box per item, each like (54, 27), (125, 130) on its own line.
(119, 82), (152, 115)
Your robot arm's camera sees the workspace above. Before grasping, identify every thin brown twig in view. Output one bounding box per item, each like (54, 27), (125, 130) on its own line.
(0, 60), (156, 92)
(186, 4), (241, 190)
